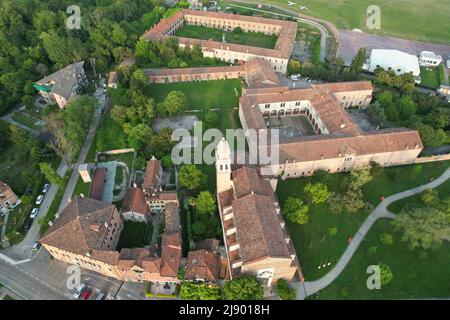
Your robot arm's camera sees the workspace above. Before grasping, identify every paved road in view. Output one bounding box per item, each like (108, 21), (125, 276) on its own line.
(58, 78), (107, 212)
(225, 1), (329, 62)
(294, 166), (450, 299)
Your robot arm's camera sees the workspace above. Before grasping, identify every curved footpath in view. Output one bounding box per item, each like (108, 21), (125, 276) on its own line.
(293, 166), (450, 299)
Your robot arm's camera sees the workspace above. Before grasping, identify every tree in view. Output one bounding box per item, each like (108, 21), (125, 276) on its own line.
(392, 206), (450, 250)
(223, 276), (264, 300)
(151, 127), (176, 157)
(414, 123), (447, 147)
(303, 182), (330, 205)
(398, 95), (417, 120)
(39, 162), (63, 188)
(179, 164), (203, 190)
(194, 191), (217, 215)
(0, 119), (11, 148)
(282, 197), (309, 224)
(348, 166), (373, 189)
(350, 47), (366, 74)
(328, 193), (344, 214)
(204, 110), (219, 129)
(276, 279), (296, 300)
(111, 105), (128, 125)
(342, 187), (365, 213)
(159, 90), (188, 115)
(161, 154), (174, 169)
(9, 125), (29, 148)
(379, 263), (394, 286)
(287, 59), (301, 75)
(127, 124), (152, 150)
(379, 233), (394, 246)
(420, 189), (439, 206)
(180, 282), (221, 300)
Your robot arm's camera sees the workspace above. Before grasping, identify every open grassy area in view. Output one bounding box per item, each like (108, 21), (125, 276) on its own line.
(310, 217), (450, 299)
(95, 113), (129, 152)
(420, 66), (441, 89)
(254, 0), (450, 44)
(117, 221), (153, 250)
(175, 24), (277, 49)
(276, 161), (450, 281)
(73, 174), (91, 198)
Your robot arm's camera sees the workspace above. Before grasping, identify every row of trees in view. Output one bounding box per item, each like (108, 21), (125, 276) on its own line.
(180, 276), (264, 300)
(368, 88), (450, 147)
(393, 188), (450, 251)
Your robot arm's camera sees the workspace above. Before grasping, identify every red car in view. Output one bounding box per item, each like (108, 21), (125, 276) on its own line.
(81, 289), (92, 300)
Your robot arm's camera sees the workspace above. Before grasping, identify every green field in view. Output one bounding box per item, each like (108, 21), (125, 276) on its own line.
(420, 66), (441, 88)
(175, 25), (277, 49)
(250, 0), (450, 44)
(276, 161), (450, 280)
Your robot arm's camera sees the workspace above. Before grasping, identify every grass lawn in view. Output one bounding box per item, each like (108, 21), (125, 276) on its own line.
(117, 221), (153, 250)
(175, 25), (278, 49)
(11, 111), (44, 131)
(146, 79), (242, 112)
(95, 113), (129, 152)
(420, 66), (441, 88)
(254, 0), (450, 44)
(72, 174), (91, 198)
(276, 161), (450, 281)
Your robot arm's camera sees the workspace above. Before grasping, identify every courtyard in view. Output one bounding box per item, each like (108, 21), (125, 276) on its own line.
(117, 221), (154, 250)
(267, 115), (317, 138)
(175, 24), (278, 49)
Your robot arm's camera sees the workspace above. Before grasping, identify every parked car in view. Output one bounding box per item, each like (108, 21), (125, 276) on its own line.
(32, 241), (41, 251)
(23, 221), (32, 231)
(95, 292), (105, 300)
(30, 208), (39, 219)
(81, 289), (92, 300)
(73, 284), (87, 299)
(35, 195), (44, 205)
(42, 184), (50, 193)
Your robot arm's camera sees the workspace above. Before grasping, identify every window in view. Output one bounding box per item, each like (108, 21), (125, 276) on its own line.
(265, 104), (270, 109)
(280, 102), (285, 107)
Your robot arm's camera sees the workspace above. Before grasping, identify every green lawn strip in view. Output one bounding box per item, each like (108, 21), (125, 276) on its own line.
(146, 79), (242, 113)
(309, 217), (450, 300)
(387, 176), (450, 214)
(362, 161), (450, 206)
(256, 0), (450, 45)
(117, 221), (151, 250)
(72, 174), (91, 198)
(420, 66), (441, 89)
(11, 111), (43, 131)
(276, 161), (450, 281)
(175, 24), (277, 49)
(38, 173), (70, 236)
(95, 113), (129, 152)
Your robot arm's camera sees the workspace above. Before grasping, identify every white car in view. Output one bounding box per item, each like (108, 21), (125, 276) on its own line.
(42, 184), (50, 193)
(73, 284), (87, 300)
(30, 208), (39, 219)
(35, 195), (44, 205)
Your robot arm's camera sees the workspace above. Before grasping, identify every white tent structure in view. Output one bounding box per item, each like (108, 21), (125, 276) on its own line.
(365, 49), (421, 77)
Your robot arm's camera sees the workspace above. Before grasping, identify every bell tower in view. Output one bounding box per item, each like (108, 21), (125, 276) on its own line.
(216, 138), (232, 194)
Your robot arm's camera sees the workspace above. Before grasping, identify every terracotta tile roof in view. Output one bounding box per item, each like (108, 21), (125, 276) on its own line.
(0, 181), (11, 192)
(121, 188), (149, 215)
(244, 59), (279, 87)
(89, 168), (106, 201)
(157, 191), (179, 202)
(40, 197), (118, 254)
(232, 192), (289, 263)
(142, 9), (296, 59)
(185, 250), (221, 282)
(145, 65), (245, 77)
(231, 166), (275, 200)
(91, 249), (120, 265)
(164, 202), (180, 234)
(196, 238), (220, 252)
(107, 71), (117, 86)
(143, 158), (161, 193)
(277, 128), (423, 163)
(160, 232), (182, 277)
(239, 81), (424, 163)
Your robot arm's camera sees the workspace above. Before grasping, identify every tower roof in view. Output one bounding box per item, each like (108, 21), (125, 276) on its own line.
(216, 137), (231, 161)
